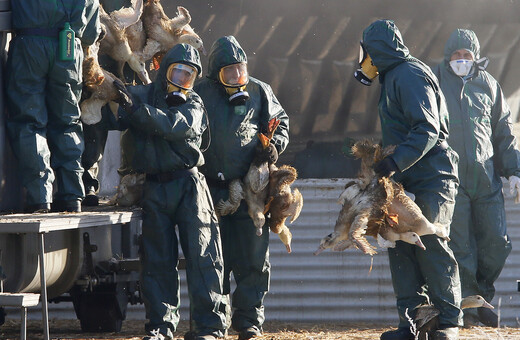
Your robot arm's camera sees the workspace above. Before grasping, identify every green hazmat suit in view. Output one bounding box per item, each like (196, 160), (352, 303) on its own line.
(194, 36), (289, 333)
(432, 29), (515, 314)
(120, 44), (227, 339)
(6, 0), (101, 208)
(361, 20), (463, 328)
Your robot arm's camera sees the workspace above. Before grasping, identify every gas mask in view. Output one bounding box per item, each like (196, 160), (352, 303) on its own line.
(354, 42), (379, 86)
(219, 62), (250, 105)
(165, 62), (198, 106)
(449, 59), (474, 77)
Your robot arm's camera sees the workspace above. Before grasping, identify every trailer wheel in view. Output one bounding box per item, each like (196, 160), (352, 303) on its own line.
(71, 283), (128, 332)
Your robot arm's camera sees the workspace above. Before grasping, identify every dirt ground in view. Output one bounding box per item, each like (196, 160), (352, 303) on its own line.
(2, 319), (520, 340)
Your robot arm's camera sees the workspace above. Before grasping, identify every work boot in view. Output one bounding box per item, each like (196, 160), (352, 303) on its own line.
(25, 203), (51, 214)
(52, 199), (81, 213)
(184, 331), (219, 340)
(462, 313), (480, 328)
(380, 327), (414, 340)
(433, 327), (459, 340)
(82, 192), (99, 206)
(477, 307), (498, 327)
(238, 325), (262, 340)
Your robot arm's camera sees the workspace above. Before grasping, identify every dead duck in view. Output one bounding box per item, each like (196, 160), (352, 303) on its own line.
(81, 44), (122, 125)
(264, 164), (303, 253)
(141, 2), (206, 69)
(99, 0), (152, 84)
(315, 140), (440, 256)
(414, 295), (493, 339)
(107, 173), (146, 206)
(216, 118), (281, 237)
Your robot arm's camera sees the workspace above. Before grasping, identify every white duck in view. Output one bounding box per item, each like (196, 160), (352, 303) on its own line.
(141, 2), (206, 69)
(99, 0), (152, 84)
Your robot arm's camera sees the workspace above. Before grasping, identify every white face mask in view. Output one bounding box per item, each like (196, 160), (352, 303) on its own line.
(449, 59), (474, 77)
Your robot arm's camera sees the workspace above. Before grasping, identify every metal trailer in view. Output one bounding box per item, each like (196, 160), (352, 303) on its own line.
(0, 1), (145, 337)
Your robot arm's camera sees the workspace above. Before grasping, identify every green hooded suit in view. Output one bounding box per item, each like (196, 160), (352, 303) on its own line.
(120, 44), (227, 338)
(194, 36), (289, 333)
(362, 20), (463, 328)
(432, 29), (515, 315)
(6, 0), (101, 208)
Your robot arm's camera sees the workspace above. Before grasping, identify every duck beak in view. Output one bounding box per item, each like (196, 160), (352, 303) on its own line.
(138, 71), (152, 85)
(314, 246), (325, 255)
(483, 301), (494, 309)
(415, 239), (426, 250)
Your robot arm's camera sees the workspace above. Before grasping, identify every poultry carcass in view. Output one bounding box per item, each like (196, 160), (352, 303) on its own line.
(81, 44), (122, 125)
(99, 0), (152, 84)
(315, 140), (445, 255)
(141, 2), (206, 69)
(216, 118), (281, 237)
(413, 295), (493, 339)
(107, 173), (146, 206)
(264, 164), (303, 253)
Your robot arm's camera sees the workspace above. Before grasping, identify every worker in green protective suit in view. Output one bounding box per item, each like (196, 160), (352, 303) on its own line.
(6, 0), (102, 213)
(353, 20), (462, 340)
(432, 29), (517, 328)
(194, 36), (289, 340)
(113, 44), (227, 340)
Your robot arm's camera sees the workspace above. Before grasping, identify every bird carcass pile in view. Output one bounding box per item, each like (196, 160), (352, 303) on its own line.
(216, 118), (303, 253)
(80, 0), (205, 125)
(315, 140), (449, 256)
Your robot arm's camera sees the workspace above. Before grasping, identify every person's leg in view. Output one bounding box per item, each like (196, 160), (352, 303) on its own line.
(176, 175), (227, 338)
(46, 43), (85, 210)
(473, 189), (511, 302)
(223, 203), (269, 335)
(140, 181), (180, 339)
(414, 187), (462, 329)
(81, 115), (109, 205)
(5, 37), (54, 211)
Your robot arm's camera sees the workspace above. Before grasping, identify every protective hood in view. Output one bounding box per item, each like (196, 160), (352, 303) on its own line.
(443, 29), (480, 63)
(207, 36), (248, 81)
(153, 43), (202, 97)
(362, 20), (410, 74)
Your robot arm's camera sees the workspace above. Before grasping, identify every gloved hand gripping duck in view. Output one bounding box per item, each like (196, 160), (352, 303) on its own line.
(315, 140), (448, 256)
(216, 118), (281, 236)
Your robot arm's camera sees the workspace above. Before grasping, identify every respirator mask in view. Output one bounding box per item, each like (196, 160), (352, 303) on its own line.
(219, 62), (250, 105)
(354, 41), (379, 86)
(449, 59), (474, 77)
(165, 63), (198, 106)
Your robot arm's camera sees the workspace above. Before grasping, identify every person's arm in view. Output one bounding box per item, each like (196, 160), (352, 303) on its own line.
(79, 0), (102, 46)
(489, 78), (520, 178)
(389, 72), (441, 172)
(261, 84), (290, 154)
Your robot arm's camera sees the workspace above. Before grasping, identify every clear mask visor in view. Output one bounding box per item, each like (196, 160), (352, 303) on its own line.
(166, 63), (197, 90)
(219, 63), (249, 87)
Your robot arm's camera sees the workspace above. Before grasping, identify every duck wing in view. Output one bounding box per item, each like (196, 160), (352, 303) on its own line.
(110, 0), (143, 29)
(216, 179), (244, 216)
(288, 188), (303, 223)
(247, 162), (270, 193)
(349, 214), (377, 255)
(415, 305), (440, 329)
